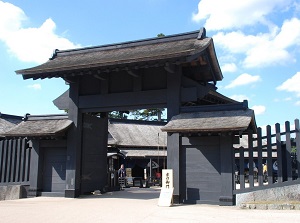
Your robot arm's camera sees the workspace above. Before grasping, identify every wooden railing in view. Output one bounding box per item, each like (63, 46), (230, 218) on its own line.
(233, 119), (300, 194)
(0, 138), (31, 186)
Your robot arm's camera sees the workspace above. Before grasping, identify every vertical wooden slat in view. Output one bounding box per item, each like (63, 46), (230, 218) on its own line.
(285, 121), (293, 181)
(24, 143), (30, 182)
(275, 123), (283, 183)
(266, 125), (273, 184)
(5, 139), (12, 183)
(257, 128), (263, 186)
(239, 146), (245, 189)
(19, 138), (26, 182)
(248, 131), (254, 188)
(10, 139), (17, 182)
(15, 138), (21, 182)
(295, 119), (300, 179)
(1, 140), (8, 183)
(233, 148), (237, 190)
(0, 140), (3, 182)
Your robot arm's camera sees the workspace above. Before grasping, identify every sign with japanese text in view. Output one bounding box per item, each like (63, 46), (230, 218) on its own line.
(162, 169), (173, 189)
(158, 169), (173, 207)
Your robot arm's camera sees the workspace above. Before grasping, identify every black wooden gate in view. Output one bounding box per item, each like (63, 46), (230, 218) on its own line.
(42, 147), (66, 192)
(182, 136), (222, 204)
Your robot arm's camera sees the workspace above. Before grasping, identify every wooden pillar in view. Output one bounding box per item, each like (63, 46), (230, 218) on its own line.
(166, 65), (182, 203)
(28, 139), (42, 197)
(167, 65), (181, 121)
(167, 133), (181, 203)
(219, 134), (234, 205)
(81, 113), (108, 194)
(66, 79), (83, 198)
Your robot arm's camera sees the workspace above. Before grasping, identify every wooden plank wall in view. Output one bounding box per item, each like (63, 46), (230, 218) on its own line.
(0, 138), (30, 185)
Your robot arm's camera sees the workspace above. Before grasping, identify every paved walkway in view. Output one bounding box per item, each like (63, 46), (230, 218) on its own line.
(0, 187), (299, 223)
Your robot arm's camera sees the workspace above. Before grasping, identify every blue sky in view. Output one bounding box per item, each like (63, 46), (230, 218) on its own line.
(0, 0), (300, 130)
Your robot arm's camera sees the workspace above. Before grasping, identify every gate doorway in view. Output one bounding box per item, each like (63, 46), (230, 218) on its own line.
(183, 136), (221, 204)
(43, 147), (67, 192)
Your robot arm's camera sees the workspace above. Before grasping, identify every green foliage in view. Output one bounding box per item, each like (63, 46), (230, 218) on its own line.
(157, 33), (165, 37)
(131, 108), (165, 121)
(291, 146), (297, 154)
(108, 111), (129, 119)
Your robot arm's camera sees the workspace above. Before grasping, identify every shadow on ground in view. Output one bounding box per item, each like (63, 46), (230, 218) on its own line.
(79, 187), (161, 200)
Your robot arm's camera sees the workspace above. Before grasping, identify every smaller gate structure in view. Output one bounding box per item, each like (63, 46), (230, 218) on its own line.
(162, 101), (257, 205)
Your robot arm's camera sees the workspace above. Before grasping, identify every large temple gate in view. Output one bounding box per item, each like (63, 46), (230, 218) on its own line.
(13, 28), (256, 205)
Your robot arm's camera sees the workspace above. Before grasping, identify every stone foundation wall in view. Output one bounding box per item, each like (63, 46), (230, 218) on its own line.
(236, 184), (300, 209)
(0, 185), (28, 201)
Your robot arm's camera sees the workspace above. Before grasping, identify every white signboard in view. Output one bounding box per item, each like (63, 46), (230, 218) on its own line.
(158, 169), (173, 207)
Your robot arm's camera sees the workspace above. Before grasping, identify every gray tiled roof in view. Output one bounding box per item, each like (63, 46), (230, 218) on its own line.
(16, 29), (222, 82)
(108, 121), (167, 147)
(0, 114), (23, 136)
(2, 114), (72, 137)
(161, 109), (256, 133)
(120, 148), (167, 157)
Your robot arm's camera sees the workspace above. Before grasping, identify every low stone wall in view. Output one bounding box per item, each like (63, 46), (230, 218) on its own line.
(236, 184), (300, 209)
(0, 185), (28, 201)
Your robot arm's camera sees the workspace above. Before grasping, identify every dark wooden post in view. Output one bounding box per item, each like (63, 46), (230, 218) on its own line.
(295, 119), (300, 180)
(167, 133), (181, 203)
(285, 121), (293, 181)
(66, 79), (83, 198)
(266, 125), (273, 184)
(219, 134), (234, 205)
(166, 65), (182, 203)
(257, 127), (263, 186)
(28, 139), (42, 197)
(275, 123), (283, 183)
(248, 131), (254, 187)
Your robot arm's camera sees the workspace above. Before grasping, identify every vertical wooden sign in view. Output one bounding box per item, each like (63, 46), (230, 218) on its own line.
(158, 169), (174, 207)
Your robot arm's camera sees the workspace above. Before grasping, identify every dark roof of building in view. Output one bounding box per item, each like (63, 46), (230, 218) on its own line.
(0, 113), (23, 136)
(161, 109), (257, 134)
(16, 28), (223, 83)
(2, 114), (72, 137)
(108, 119), (167, 147)
(120, 148), (167, 158)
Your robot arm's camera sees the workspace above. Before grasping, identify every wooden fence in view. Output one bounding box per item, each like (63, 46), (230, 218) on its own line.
(0, 138), (31, 186)
(233, 119), (300, 194)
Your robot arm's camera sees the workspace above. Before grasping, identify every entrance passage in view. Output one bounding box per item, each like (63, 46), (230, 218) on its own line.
(43, 148), (66, 192)
(183, 136), (221, 204)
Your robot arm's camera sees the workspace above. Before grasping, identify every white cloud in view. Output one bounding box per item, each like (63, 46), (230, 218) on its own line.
(295, 101), (300, 106)
(0, 1), (80, 64)
(213, 17), (300, 68)
(276, 72), (300, 97)
(225, 73), (261, 89)
(27, 83), (41, 90)
(230, 94), (249, 102)
(251, 105), (266, 115)
(192, 0), (291, 30)
(221, 63), (237, 73)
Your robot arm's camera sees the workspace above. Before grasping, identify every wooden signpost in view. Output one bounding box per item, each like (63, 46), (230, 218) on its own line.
(158, 169), (173, 207)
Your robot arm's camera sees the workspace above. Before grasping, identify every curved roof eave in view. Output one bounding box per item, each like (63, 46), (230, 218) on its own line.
(15, 29), (223, 83)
